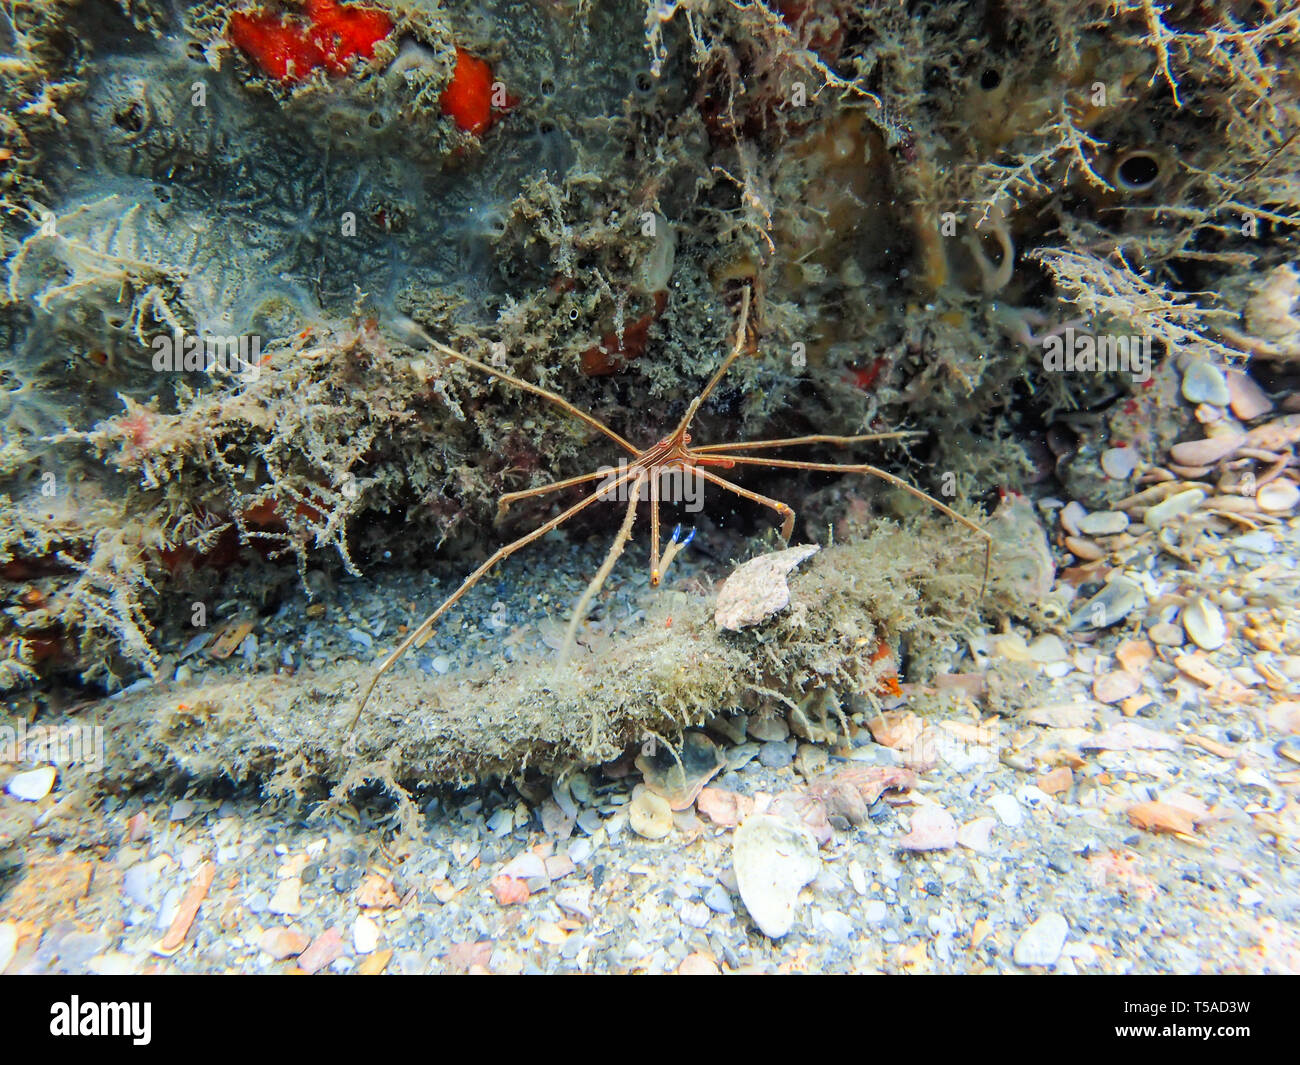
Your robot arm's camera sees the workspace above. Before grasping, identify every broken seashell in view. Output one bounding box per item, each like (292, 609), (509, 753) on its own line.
(636, 731), (726, 811)
(1168, 434), (1244, 467)
(1256, 480), (1299, 515)
(1059, 500), (1086, 537)
(715, 545), (819, 631)
(1181, 360), (1229, 406)
(1077, 510), (1129, 536)
(1143, 488), (1206, 529)
(1183, 597), (1226, 651)
(1064, 535), (1104, 561)
(628, 784), (673, 839)
(1068, 574), (1145, 632)
(733, 814), (820, 939)
(1100, 446), (1137, 480)
(1225, 370), (1273, 421)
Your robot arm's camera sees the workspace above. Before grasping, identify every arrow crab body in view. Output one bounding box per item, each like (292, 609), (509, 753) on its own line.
(348, 286), (990, 731)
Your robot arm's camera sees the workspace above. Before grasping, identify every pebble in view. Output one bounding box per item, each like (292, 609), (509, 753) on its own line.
(555, 887), (593, 919)
(1100, 446), (1138, 480)
(1013, 912), (1070, 967)
(795, 744), (828, 777)
(1181, 360), (1230, 406)
(1077, 510), (1130, 536)
(1028, 634), (1068, 664)
(121, 863), (158, 906)
(58, 932), (110, 970)
(1256, 480), (1299, 514)
(819, 910), (854, 942)
(260, 927), (310, 959)
(1232, 530), (1276, 554)
(956, 817), (996, 853)
(678, 952), (720, 975)
(297, 927), (344, 974)
(732, 815), (820, 939)
(1275, 736), (1300, 765)
(169, 799), (195, 821)
(1059, 500), (1086, 537)
(1093, 671), (1141, 704)
(1183, 596), (1227, 651)
(501, 852), (546, 880)
(1148, 620), (1184, 646)
(567, 837), (594, 863)
(268, 878), (302, 916)
(6, 766), (56, 801)
(1144, 487), (1207, 528)
(899, 805), (958, 851)
(1225, 369), (1273, 420)
(353, 915), (380, 954)
(1168, 437), (1240, 468)
(863, 900), (888, 924)
(988, 793), (1023, 827)
(758, 741), (794, 769)
(1064, 535), (1104, 561)
(704, 884), (734, 915)
(680, 901), (711, 928)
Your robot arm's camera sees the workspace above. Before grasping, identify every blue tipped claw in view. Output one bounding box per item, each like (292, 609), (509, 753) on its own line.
(669, 524), (697, 549)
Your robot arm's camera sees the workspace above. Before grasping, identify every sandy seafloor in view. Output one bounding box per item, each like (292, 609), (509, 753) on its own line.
(2, 506), (1298, 975)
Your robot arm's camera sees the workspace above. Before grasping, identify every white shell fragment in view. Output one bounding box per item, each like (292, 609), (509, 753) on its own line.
(1256, 480), (1299, 515)
(1014, 912), (1070, 968)
(733, 814), (820, 939)
(1077, 510), (1129, 536)
(715, 545), (819, 631)
(1225, 370), (1273, 421)
(1068, 574), (1145, 632)
(1144, 488), (1206, 529)
(1100, 446), (1138, 480)
(1183, 597), (1227, 651)
(1180, 360), (1229, 406)
(6, 766), (56, 801)
(1168, 435), (1242, 468)
(1059, 500), (1086, 537)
